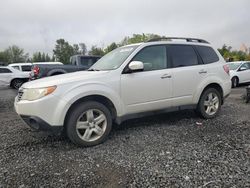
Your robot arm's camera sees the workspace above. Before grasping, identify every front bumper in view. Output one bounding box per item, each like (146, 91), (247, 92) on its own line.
(20, 115), (63, 134)
(14, 91), (70, 127)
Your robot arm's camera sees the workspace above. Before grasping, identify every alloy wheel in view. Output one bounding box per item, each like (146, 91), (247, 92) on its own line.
(76, 109), (107, 142)
(204, 92), (219, 116)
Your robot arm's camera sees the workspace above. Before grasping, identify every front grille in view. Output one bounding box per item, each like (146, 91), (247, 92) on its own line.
(17, 90), (24, 102)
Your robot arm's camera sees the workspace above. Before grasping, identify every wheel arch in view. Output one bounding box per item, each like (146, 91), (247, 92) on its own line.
(10, 77), (28, 87)
(198, 83), (224, 105)
(47, 69), (67, 76)
(231, 76), (239, 82)
(64, 95), (117, 127)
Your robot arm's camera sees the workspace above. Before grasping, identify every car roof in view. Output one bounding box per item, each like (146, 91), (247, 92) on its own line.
(124, 37), (211, 47)
(9, 63), (31, 66)
(33, 62), (62, 64)
(9, 62), (63, 66)
(144, 41), (211, 46)
(228, 61), (247, 64)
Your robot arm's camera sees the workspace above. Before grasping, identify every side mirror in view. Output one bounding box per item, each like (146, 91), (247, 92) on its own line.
(128, 61), (144, 72)
(239, 66), (247, 71)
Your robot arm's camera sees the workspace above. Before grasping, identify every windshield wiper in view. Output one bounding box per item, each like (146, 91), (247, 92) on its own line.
(88, 68), (100, 71)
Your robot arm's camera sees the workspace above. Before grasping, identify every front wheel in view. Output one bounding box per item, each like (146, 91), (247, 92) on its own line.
(11, 79), (24, 89)
(231, 77), (239, 88)
(196, 88), (222, 119)
(66, 101), (112, 147)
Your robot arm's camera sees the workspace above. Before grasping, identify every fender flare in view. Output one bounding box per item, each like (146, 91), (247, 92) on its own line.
(47, 69), (67, 76)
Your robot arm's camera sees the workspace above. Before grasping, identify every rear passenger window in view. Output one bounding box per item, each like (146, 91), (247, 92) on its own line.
(195, 46), (219, 64)
(22, 65), (32, 71)
(12, 66), (20, 70)
(169, 45), (198, 68)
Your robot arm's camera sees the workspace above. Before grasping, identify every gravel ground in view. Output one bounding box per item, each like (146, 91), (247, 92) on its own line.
(0, 86), (250, 187)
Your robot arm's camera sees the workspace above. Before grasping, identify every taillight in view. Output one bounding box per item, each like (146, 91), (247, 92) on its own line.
(33, 66), (40, 75)
(223, 64), (230, 75)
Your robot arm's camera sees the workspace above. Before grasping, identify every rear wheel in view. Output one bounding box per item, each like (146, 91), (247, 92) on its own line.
(231, 77), (239, 88)
(11, 79), (24, 89)
(196, 88), (222, 119)
(66, 101), (112, 147)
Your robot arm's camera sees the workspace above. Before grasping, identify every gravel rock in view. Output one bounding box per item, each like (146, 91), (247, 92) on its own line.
(0, 86), (250, 187)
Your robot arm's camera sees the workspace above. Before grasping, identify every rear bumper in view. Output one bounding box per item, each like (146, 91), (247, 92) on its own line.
(20, 115), (63, 134)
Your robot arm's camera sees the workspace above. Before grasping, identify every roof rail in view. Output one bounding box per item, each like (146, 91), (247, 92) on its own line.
(147, 37), (209, 44)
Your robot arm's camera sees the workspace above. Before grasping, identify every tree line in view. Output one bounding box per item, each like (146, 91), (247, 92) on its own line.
(0, 34), (250, 65)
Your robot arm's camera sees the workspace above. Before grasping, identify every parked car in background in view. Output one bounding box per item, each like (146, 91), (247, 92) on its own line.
(228, 61), (250, 88)
(0, 66), (29, 89)
(30, 55), (101, 80)
(8, 62), (63, 72)
(15, 37), (231, 147)
(70, 55), (101, 67)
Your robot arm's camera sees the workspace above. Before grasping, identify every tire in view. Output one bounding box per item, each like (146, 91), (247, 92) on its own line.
(231, 77), (239, 88)
(196, 88), (222, 119)
(66, 101), (112, 147)
(11, 79), (24, 89)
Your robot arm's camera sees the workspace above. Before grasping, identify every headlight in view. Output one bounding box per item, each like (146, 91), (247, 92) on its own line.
(21, 86), (57, 101)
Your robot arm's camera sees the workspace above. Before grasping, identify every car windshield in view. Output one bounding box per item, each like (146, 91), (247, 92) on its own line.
(228, 63), (241, 70)
(89, 45), (139, 71)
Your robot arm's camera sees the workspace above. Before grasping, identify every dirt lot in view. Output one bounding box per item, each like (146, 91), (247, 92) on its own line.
(0, 86), (250, 187)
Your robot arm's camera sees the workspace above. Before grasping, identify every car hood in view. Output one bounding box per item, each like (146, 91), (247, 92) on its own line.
(22, 70), (110, 89)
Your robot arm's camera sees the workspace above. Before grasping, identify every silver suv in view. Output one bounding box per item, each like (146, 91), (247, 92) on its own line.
(15, 37), (231, 147)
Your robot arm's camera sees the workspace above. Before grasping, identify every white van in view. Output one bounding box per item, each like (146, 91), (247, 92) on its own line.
(8, 62), (63, 72)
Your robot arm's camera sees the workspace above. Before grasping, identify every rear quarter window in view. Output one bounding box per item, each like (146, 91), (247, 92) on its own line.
(195, 46), (219, 64)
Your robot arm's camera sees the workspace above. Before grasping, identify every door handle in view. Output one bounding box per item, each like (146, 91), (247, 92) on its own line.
(161, 74), (172, 79)
(199, 70), (207, 74)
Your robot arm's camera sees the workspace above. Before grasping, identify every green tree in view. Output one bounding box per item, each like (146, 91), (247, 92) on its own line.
(218, 44), (231, 58)
(37, 52), (42, 61)
(53, 39), (75, 64)
(246, 54), (250, 61)
(32, 52), (42, 62)
(104, 42), (118, 54)
(41, 53), (46, 62)
(4, 45), (28, 64)
(0, 51), (8, 64)
(73, 44), (80, 55)
(120, 33), (162, 46)
(89, 46), (105, 56)
(45, 53), (51, 61)
(218, 44), (249, 62)
(79, 43), (87, 55)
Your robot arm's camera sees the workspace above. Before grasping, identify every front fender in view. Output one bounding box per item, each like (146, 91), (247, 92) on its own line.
(47, 69), (67, 76)
(54, 82), (124, 125)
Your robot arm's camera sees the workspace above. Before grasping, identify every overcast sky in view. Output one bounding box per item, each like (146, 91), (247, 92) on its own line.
(0, 0), (249, 55)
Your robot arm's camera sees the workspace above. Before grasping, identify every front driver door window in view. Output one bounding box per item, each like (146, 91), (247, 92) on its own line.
(121, 45), (173, 114)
